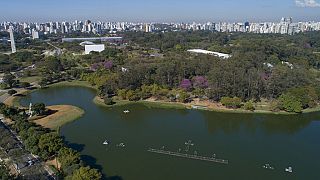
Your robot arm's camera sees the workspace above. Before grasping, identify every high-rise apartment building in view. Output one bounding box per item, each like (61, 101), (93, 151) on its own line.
(8, 26), (16, 53)
(32, 29), (39, 39)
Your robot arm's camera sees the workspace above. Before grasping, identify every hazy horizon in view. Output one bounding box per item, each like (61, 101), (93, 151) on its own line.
(1, 0), (320, 22)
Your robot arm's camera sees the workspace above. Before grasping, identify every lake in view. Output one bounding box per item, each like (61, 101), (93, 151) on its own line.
(20, 86), (320, 180)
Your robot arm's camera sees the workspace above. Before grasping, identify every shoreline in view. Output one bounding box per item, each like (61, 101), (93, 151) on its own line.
(3, 81), (88, 130)
(93, 96), (186, 110)
(4, 89), (31, 107)
(93, 96), (301, 115)
(7, 80), (320, 115)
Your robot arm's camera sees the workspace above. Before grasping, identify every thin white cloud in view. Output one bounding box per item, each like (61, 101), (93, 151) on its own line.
(295, 0), (320, 7)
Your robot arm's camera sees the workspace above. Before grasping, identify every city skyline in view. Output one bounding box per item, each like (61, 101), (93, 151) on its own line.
(1, 0), (320, 22)
(2, 17), (319, 36)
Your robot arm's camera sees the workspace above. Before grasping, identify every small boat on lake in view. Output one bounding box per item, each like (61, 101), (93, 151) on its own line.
(117, 143), (125, 147)
(123, 110), (130, 114)
(263, 164), (274, 170)
(103, 140), (110, 145)
(285, 167), (293, 173)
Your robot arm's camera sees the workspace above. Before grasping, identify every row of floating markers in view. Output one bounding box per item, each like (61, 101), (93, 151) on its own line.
(153, 140), (229, 164)
(263, 164), (293, 173)
(159, 141), (295, 173)
(147, 147), (229, 164)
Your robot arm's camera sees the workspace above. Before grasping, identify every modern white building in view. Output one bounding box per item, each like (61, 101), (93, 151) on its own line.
(85, 44), (105, 54)
(187, 49), (231, 59)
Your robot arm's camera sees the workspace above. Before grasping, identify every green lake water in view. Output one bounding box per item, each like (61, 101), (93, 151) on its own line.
(20, 86), (320, 180)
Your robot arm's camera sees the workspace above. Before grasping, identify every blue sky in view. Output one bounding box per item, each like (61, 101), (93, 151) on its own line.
(1, 0), (320, 22)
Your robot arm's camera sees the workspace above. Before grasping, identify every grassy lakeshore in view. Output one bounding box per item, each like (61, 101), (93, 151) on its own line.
(7, 80), (320, 115)
(93, 95), (303, 115)
(93, 96), (186, 110)
(49, 80), (96, 89)
(302, 106), (320, 113)
(4, 89), (30, 107)
(30, 105), (84, 130)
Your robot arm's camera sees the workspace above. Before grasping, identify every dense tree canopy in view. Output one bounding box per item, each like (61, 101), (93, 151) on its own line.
(74, 31), (320, 112)
(0, 162), (12, 180)
(66, 166), (102, 180)
(0, 104), (102, 179)
(32, 103), (46, 115)
(38, 133), (63, 159)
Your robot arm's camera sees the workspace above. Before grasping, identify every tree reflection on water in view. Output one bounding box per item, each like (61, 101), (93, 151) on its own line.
(202, 111), (317, 135)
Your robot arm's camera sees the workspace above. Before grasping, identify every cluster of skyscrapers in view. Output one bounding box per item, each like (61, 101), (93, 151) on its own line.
(0, 18), (320, 36)
(0, 20), (153, 35)
(175, 18), (320, 35)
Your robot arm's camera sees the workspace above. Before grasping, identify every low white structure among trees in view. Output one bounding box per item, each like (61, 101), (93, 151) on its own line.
(85, 44), (105, 54)
(187, 49), (231, 59)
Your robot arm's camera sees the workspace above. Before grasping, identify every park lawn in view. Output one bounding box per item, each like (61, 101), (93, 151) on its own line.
(302, 105), (320, 113)
(93, 95), (188, 110)
(32, 105), (84, 130)
(254, 99), (272, 111)
(49, 80), (95, 89)
(18, 76), (41, 83)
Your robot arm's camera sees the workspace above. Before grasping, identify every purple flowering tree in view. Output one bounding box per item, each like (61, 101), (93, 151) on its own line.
(91, 60), (113, 71)
(192, 76), (208, 89)
(103, 61), (113, 69)
(90, 63), (100, 71)
(180, 79), (192, 90)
